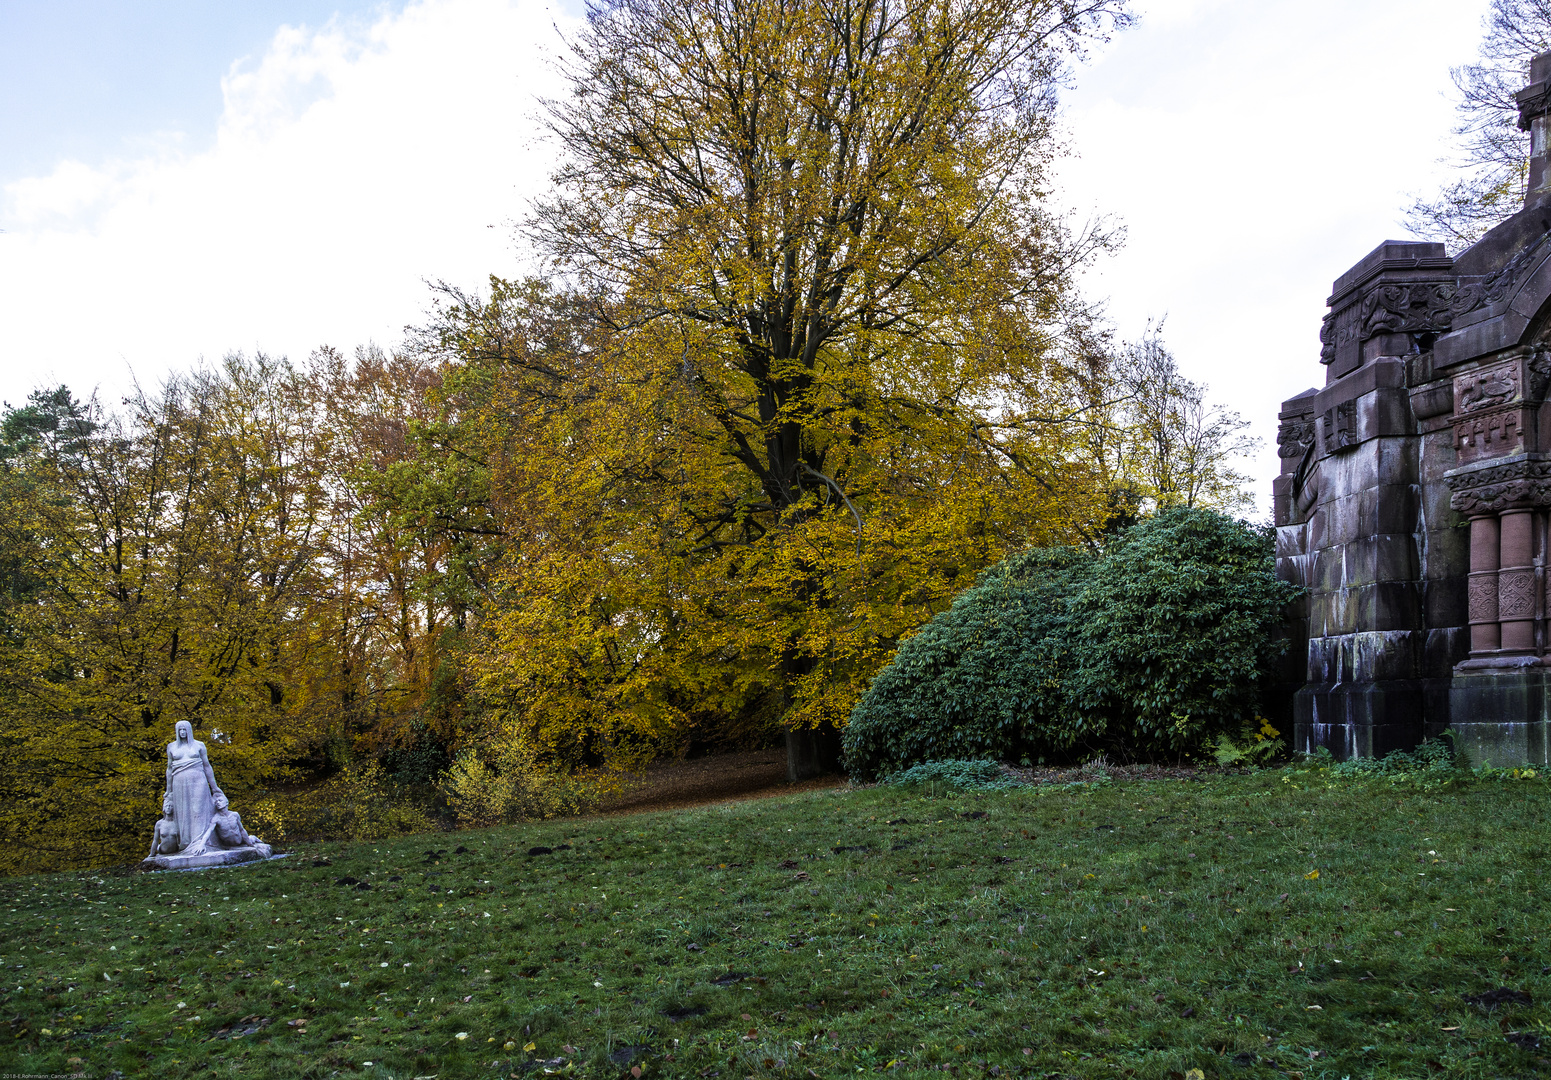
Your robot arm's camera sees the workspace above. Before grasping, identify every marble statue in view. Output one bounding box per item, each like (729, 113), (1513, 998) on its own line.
(141, 720), (274, 870)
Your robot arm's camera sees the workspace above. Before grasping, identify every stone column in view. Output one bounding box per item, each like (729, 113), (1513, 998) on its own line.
(1469, 514), (1501, 654)
(1499, 509), (1537, 653)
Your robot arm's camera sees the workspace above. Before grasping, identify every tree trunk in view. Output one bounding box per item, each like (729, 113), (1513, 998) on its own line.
(786, 722), (843, 781)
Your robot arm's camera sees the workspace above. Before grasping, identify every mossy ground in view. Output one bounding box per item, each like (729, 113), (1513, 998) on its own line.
(3, 766), (1549, 1079)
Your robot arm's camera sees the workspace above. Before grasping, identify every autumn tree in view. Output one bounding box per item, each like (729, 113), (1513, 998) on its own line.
(1406, 0), (1551, 250)
(308, 344), (495, 778)
(0, 360), (346, 872)
(430, 0), (1133, 780)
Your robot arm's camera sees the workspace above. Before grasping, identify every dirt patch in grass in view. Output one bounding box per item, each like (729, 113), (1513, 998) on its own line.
(594, 747), (846, 816)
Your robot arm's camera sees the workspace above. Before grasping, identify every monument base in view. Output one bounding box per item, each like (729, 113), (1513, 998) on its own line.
(1293, 679), (1427, 760)
(1448, 668), (1551, 767)
(142, 841), (274, 871)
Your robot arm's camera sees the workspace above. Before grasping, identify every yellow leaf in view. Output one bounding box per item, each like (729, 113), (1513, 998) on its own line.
(523, 1041), (537, 1052)
(1305, 869), (1320, 880)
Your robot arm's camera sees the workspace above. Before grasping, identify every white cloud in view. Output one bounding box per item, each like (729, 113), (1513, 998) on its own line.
(0, 0), (1500, 525)
(0, 0), (576, 407)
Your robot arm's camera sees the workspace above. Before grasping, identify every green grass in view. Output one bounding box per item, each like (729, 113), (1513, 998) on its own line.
(4, 766), (1551, 1079)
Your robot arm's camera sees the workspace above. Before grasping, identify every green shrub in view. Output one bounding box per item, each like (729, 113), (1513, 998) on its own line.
(842, 507), (1300, 778)
(881, 758), (1018, 790)
(1303, 739), (1460, 782)
(841, 547), (1090, 778)
(1062, 508), (1299, 757)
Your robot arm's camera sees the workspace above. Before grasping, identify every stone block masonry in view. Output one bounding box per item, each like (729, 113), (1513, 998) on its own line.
(1275, 50), (1551, 766)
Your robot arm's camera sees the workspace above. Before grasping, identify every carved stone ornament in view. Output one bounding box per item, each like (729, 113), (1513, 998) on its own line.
(1277, 415), (1317, 459)
(1499, 568), (1538, 619)
(1321, 401), (1357, 453)
(1319, 304), (1360, 365)
(1469, 574), (1500, 622)
(1455, 363), (1520, 413)
(1518, 82), (1551, 130)
(1447, 457), (1551, 514)
(1318, 233), (1551, 364)
(1360, 283), (1465, 339)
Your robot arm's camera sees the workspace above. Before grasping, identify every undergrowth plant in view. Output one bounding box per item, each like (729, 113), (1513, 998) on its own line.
(881, 759), (1018, 791)
(246, 762), (433, 843)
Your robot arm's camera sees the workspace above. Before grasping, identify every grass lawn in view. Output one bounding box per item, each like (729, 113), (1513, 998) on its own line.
(3, 765), (1549, 1079)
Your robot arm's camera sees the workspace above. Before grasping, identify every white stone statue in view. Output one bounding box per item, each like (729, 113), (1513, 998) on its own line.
(142, 720), (273, 869)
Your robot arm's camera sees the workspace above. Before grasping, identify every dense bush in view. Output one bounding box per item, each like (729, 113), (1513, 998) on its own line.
(841, 548), (1090, 776)
(843, 508), (1300, 777)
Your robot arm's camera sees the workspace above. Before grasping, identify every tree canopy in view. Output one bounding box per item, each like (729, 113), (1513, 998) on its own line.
(0, 0), (1271, 874)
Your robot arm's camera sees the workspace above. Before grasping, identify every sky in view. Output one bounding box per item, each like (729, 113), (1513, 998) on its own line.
(0, 0), (1496, 516)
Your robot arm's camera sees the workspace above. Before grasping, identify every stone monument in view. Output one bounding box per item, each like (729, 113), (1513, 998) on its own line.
(142, 720), (274, 870)
(1275, 52), (1551, 767)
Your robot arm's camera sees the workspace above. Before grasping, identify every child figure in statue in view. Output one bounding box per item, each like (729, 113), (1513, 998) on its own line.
(148, 799), (180, 857)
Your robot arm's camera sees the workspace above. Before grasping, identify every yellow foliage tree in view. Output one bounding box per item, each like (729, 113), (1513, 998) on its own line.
(425, 0), (1136, 778)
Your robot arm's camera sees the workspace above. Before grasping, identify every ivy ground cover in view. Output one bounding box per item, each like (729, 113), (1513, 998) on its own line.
(2, 769), (1549, 1079)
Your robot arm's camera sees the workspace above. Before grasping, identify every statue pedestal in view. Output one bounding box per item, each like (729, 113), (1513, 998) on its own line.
(142, 841), (274, 871)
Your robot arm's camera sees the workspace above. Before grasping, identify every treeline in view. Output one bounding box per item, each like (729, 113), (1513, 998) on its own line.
(0, 294), (1247, 872)
(0, 0), (1261, 873)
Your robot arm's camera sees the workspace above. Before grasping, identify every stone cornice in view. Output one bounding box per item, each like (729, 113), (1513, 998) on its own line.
(1445, 455), (1551, 514)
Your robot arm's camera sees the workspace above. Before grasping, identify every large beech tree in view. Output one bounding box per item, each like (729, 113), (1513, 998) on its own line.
(440, 0), (1135, 777)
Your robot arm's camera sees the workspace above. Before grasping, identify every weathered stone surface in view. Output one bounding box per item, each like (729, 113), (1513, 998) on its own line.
(1276, 51), (1551, 763)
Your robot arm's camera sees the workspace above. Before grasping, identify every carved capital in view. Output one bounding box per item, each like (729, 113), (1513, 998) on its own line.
(1447, 457), (1551, 514)
(1518, 81), (1551, 130)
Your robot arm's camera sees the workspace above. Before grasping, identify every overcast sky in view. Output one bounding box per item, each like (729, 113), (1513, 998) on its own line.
(0, 0), (1494, 516)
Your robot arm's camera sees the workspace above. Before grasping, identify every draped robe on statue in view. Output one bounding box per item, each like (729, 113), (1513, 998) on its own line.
(167, 748), (218, 855)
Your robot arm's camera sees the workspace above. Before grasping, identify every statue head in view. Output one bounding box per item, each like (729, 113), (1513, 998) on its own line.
(174, 720), (192, 742)
(213, 792), (230, 812)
